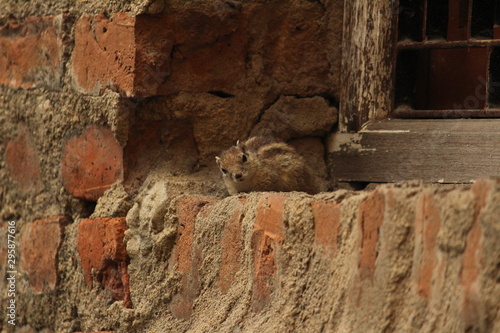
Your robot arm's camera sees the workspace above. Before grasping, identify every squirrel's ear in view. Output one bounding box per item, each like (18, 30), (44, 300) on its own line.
(215, 156), (221, 165)
(236, 140), (247, 153)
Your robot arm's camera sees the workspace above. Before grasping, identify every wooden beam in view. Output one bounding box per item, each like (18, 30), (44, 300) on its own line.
(340, 0), (398, 132)
(328, 119), (500, 183)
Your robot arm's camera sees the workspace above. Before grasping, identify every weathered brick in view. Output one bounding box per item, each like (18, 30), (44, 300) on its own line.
(251, 193), (286, 312)
(77, 217), (131, 308)
(217, 198), (246, 293)
(61, 125), (123, 201)
(358, 190), (385, 280)
(71, 11), (244, 97)
(5, 124), (43, 192)
(20, 216), (69, 293)
(134, 11), (246, 97)
(311, 200), (341, 255)
(72, 13), (135, 96)
(0, 15), (64, 89)
(137, 4), (332, 97)
(72, 4), (333, 98)
(461, 180), (492, 327)
(414, 192), (441, 299)
(170, 196), (216, 319)
(462, 181), (491, 289)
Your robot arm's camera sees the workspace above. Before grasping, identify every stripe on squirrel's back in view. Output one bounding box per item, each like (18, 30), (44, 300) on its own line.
(245, 136), (277, 152)
(258, 142), (296, 160)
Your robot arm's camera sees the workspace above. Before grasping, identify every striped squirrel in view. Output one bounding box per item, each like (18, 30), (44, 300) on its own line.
(215, 136), (321, 195)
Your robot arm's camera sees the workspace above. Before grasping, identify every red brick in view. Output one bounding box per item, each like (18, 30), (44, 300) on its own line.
(217, 197), (246, 293)
(0, 16), (64, 89)
(20, 216), (69, 293)
(461, 218), (482, 289)
(461, 181), (492, 325)
(414, 192), (441, 299)
(170, 196), (216, 319)
(61, 125), (123, 201)
(77, 217), (131, 308)
(5, 124), (42, 192)
(358, 191), (385, 280)
(171, 196), (215, 273)
(311, 201), (341, 255)
(72, 4), (332, 98)
(462, 181), (491, 289)
(134, 11), (246, 97)
(251, 193), (286, 312)
(137, 5), (330, 97)
(72, 13), (135, 96)
(71, 11), (244, 97)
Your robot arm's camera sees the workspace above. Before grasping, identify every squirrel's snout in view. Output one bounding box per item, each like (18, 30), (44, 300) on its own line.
(234, 173), (243, 181)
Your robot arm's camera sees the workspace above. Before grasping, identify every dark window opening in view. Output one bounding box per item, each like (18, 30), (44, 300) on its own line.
(427, 1), (449, 39)
(488, 47), (500, 106)
(398, 0), (425, 42)
(395, 49), (420, 108)
(495, 0), (500, 26)
(471, 0), (495, 39)
(457, 0), (470, 29)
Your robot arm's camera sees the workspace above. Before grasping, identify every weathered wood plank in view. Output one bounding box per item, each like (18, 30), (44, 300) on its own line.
(340, 0), (398, 132)
(328, 119), (500, 183)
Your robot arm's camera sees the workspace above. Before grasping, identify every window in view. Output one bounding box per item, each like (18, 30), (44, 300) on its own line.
(395, 0), (500, 118)
(330, 0), (500, 184)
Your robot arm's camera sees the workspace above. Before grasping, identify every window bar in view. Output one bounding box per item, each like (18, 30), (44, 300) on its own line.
(486, 45), (493, 106)
(392, 109), (500, 118)
(422, 0), (428, 41)
(399, 39), (500, 49)
(448, 0), (471, 41)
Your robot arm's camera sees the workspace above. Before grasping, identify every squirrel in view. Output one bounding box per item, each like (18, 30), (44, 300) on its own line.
(215, 136), (321, 195)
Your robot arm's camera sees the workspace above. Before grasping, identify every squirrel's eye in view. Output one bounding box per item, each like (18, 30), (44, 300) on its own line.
(221, 168), (228, 174)
(241, 154), (247, 163)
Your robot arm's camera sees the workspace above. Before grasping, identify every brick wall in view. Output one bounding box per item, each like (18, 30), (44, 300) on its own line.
(4, 179), (500, 332)
(1, 1), (500, 333)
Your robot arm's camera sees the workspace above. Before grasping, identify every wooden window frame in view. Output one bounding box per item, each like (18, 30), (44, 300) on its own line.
(330, 0), (500, 184)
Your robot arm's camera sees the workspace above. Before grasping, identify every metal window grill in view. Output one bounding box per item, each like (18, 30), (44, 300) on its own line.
(394, 0), (500, 118)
